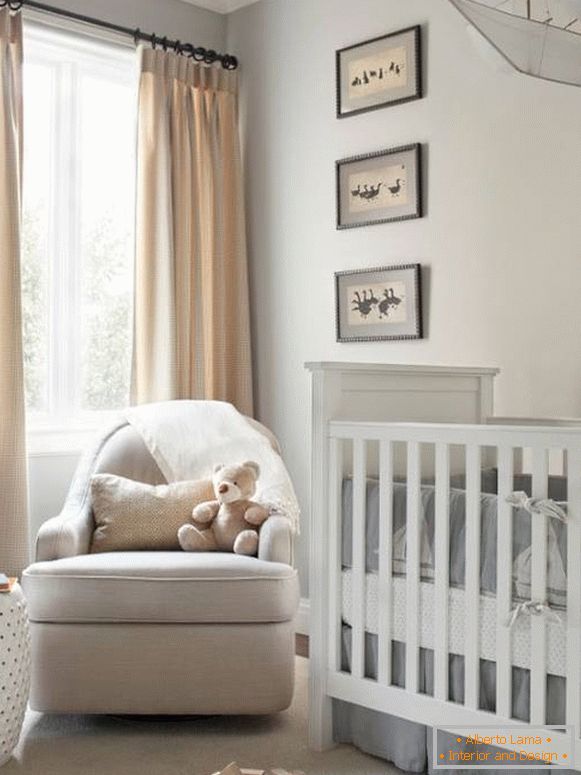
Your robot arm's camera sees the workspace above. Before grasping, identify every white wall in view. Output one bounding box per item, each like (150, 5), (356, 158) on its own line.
(226, 0), (581, 594)
(25, 0), (226, 555)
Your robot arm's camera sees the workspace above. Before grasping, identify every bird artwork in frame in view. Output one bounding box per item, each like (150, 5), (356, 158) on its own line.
(336, 26), (422, 117)
(335, 263), (422, 342)
(336, 144), (422, 229)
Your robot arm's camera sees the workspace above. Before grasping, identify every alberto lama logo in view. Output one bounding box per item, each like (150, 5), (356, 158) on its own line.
(434, 725), (573, 768)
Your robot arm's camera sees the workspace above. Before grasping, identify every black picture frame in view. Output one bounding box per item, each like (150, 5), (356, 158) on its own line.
(336, 25), (422, 119)
(336, 143), (422, 230)
(335, 263), (423, 342)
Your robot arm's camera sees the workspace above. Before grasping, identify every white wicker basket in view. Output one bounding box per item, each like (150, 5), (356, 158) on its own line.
(0, 583), (30, 767)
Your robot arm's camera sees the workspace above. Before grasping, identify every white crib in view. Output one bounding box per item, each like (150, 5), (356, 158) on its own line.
(306, 362), (581, 769)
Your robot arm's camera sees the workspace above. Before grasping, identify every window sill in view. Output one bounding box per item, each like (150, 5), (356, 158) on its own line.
(26, 412), (123, 456)
(27, 428), (94, 457)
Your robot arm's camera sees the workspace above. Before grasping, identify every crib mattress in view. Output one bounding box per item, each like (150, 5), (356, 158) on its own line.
(341, 569), (567, 677)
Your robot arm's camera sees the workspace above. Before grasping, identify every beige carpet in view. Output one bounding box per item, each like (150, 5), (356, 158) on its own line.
(3, 658), (402, 775)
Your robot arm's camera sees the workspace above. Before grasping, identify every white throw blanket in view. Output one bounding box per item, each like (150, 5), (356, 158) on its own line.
(125, 401), (300, 533)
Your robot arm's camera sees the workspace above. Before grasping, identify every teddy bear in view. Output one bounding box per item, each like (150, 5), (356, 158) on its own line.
(177, 461), (270, 556)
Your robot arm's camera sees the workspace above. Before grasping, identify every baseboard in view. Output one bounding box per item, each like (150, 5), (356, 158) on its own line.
(295, 597), (310, 635)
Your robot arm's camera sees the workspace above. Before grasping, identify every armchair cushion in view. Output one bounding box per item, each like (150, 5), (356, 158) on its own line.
(22, 552), (299, 625)
(90, 474), (214, 553)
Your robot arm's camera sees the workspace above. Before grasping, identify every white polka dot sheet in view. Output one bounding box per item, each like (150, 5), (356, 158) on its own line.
(341, 570), (567, 677)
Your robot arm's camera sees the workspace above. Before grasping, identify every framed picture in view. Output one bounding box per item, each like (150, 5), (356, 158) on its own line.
(335, 263), (422, 342)
(336, 25), (422, 118)
(336, 143), (422, 229)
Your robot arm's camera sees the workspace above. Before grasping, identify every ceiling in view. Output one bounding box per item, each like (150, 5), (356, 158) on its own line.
(179, 0), (260, 14)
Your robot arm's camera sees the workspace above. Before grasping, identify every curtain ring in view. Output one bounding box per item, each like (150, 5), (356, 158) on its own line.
(133, 28), (141, 46)
(204, 49), (217, 65)
(151, 33), (157, 50)
(174, 40), (182, 55)
(193, 46), (206, 62)
(161, 36), (168, 51)
(180, 43), (194, 58)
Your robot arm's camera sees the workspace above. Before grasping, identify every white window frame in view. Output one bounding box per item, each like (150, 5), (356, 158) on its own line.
(23, 22), (137, 450)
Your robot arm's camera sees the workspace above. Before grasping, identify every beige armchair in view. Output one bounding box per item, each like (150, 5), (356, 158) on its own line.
(22, 413), (299, 715)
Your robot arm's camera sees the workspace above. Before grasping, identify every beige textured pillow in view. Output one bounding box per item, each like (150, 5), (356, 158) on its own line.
(90, 474), (214, 553)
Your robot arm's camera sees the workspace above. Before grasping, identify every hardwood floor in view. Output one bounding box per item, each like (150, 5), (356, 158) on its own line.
(295, 633), (309, 658)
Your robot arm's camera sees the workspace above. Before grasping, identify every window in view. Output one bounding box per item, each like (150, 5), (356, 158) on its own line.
(22, 23), (137, 430)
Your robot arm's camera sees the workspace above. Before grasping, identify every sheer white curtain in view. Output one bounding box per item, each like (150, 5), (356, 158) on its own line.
(0, 7), (28, 576)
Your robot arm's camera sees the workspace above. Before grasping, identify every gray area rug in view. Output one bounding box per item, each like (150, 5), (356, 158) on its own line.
(3, 658), (402, 775)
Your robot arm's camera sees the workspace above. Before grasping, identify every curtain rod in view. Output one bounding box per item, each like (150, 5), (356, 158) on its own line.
(0, 0), (239, 69)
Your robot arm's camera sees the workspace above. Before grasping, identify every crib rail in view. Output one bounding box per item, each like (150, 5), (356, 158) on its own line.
(326, 420), (581, 768)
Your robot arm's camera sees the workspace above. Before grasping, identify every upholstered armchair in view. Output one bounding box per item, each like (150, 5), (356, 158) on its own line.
(22, 411), (299, 715)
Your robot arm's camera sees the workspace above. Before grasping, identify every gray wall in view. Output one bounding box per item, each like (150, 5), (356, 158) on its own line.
(226, 0), (581, 595)
(41, 0), (226, 49)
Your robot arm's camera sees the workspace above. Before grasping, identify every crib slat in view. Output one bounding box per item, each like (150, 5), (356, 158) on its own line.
(464, 444), (481, 710)
(530, 447), (548, 725)
(377, 440), (393, 685)
(328, 437), (342, 673)
(567, 446), (581, 738)
(351, 438), (367, 680)
(434, 443), (450, 702)
(405, 441), (421, 694)
(562, 449), (569, 478)
(496, 445), (513, 719)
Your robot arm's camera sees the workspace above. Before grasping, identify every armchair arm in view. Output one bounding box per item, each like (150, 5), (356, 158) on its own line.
(35, 505), (93, 562)
(35, 418), (127, 562)
(35, 458), (95, 561)
(258, 516), (294, 566)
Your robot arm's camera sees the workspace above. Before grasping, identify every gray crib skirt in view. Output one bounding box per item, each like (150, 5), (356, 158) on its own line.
(334, 627), (573, 774)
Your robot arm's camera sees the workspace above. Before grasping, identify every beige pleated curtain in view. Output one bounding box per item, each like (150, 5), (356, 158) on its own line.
(0, 8), (28, 576)
(132, 48), (253, 415)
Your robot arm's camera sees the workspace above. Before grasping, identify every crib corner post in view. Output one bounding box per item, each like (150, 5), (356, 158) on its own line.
(308, 541), (335, 750)
(307, 528), (336, 751)
(308, 679), (335, 751)
(306, 366), (340, 752)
